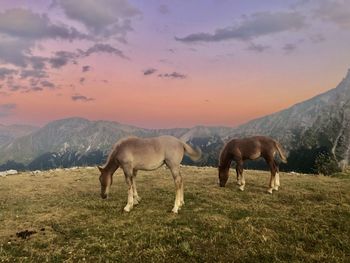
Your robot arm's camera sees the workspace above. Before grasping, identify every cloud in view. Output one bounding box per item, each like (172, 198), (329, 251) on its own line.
(283, 43), (297, 53)
(158, 5), (170, 14)
(79, 43), (128, 59)
(309, 33), (325, 43)
(0, 68), (18, 80)
(176, 11), (306, 43)
(56, 0), (140, 39)
(246, 43), (270, 53)
(71, 94), (94, 102)
(82, 65), (91, 72)
(0, 8), (87, 41)
(143, 68), (157, 76)
(0, 103), (16, 117)
(0, 8), (86, 71)
(0, 38), (33, 67)
(20, 69), (48, 79)
(158, 72), (187, 79)
(314, 0), (350, 28)
(49, 51), (77, 69)
(40, 80), (56, 89)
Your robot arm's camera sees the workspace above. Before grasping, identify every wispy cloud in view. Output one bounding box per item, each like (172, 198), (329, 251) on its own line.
(176, 11), (306, 43)
(158, 72), (187, 79)
(158, 4), (170, 15)
(314, 0), (350, 28)
(71, 94), (94, 102)
(82, 65), (91, 73)
(246, 43), (270, 53)
(283, 43), (298, 53)
(143, 68), (157, 76)
(79, 43), (128, 59)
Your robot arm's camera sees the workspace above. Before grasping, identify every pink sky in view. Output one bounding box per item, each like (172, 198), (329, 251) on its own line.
(0, 0), (350, 128)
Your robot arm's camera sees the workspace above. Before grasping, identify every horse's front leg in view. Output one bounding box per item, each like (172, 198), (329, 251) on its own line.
(236, 161), (245, 191)
(236, 166), (242, 186)
(123, 168), (134, 212)
(132, 170), (141, 205)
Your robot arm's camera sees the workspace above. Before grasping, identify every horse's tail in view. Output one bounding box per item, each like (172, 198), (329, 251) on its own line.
(274, 141), (287, 163)
(182, 142), (202, 161)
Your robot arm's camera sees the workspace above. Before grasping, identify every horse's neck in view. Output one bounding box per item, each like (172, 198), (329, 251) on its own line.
(104, 153), (119, 174)
(219, 149), (232, 170)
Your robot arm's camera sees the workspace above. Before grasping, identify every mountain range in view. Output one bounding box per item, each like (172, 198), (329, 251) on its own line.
(1, 69), (350, 172)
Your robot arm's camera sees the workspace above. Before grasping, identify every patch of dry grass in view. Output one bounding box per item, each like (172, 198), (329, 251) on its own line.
(0, 167), (349, 262)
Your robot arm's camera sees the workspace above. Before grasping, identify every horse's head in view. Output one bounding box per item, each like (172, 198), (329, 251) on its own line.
(98, 166), (113, 199)
(218, 166), (229, 187)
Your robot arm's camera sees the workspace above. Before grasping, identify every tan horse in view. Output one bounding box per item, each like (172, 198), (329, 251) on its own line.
(98, 135), (201, 213)
(218, 136), (287, 193)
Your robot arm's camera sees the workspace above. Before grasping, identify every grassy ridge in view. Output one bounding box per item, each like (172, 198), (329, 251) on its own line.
(0, 167), (349, 262)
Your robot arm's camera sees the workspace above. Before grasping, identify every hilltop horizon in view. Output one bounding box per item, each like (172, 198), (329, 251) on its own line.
(2, 67), (350, 129)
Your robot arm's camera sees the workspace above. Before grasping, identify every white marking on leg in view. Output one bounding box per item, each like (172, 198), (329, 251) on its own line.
(171, 172), (182, 214)
(239, 174), (245, 191)
(267, 188), (273, 194)
(179, 181), (184, 207)
(273, 173), (280, 191)
(124, 177), (134, 212)
(237, 174), (242, 186)
(132, 178), (141, 205)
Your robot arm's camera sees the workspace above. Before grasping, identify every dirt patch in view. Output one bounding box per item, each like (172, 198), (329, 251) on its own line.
(16, 230), (37, 239)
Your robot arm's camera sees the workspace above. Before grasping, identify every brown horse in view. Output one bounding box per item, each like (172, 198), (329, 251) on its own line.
(218, 136), (287, 193)
(98, 136), (201, 213)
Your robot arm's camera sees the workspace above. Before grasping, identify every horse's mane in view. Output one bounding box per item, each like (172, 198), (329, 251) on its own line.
(102, 136), (138, 169)
(219, 140), (231, 168)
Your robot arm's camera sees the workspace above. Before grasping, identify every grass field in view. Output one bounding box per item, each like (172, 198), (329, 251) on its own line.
(0, 166), (349, 262)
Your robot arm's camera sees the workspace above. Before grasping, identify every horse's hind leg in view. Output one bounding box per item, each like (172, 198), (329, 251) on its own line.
(168, 164), (182, 214)
(179, 177), (184, 207)
(122, 166), (134, 212)
(132, 170), (141, 205)
(266, 158), (277, 194)
(273, 161), (280, 191)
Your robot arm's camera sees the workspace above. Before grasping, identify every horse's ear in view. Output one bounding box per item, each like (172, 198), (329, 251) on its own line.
(97, 166), (104, 173)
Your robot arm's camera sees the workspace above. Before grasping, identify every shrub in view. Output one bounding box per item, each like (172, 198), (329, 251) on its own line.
(315, 153), (341, 176)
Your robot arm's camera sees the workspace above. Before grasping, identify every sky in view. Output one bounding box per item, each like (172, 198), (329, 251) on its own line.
(0, 0), (350, 128)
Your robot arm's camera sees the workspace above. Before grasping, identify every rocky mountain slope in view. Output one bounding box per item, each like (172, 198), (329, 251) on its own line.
(0, 124), (38, 146)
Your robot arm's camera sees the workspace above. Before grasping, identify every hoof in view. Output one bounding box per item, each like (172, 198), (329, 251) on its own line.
(133, 199), (139, 205)
(171, 208), (179, 214)
(123, 206), (132, 212)
(267, 189), (273, 194)
(180, 201), (185, 206)
(273, 186), (279, 191)
(239, 185), (245, 191)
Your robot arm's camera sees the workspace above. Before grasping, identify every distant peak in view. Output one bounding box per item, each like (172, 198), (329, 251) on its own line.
(346, 68), (350, 79)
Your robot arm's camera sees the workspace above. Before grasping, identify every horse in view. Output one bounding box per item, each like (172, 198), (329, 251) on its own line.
(98, 135), (201, 213)
(218, 136), (287, 193)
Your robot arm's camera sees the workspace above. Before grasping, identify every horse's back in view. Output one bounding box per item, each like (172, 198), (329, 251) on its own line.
(115, 136), (184, 170)
(228, 136), (276, 160)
